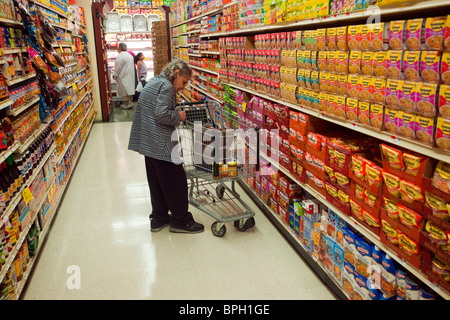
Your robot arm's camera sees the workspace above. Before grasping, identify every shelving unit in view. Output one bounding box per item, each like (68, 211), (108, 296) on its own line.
(0, 0), (95, 300)
(170, 0), (450, 300)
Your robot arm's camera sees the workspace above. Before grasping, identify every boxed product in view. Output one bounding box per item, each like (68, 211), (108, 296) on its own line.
(435, 117), (450, 151)
(355, 236), (373, 279)
(333, 244), (344, 286)
(424, 16), (447, 51)
(343, 259), (356, 298)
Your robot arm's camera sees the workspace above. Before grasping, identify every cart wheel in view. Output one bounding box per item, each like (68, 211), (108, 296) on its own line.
(216, 185), (225, 200)
(234, 217), (256, 231)
(211, 222), (226, 237)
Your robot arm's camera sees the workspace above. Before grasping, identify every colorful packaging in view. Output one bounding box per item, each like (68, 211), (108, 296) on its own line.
(360, 23), (371, 51)
(442, 52), (450, 85)
(371, 22), (389, 51)
(317, 28), (327, 50)
(327, 50), (337, 73)
(403, 51), (421, 82)
(373, 51), (388, 78)
(398, 81), (418, 113)
(359, 76), (373, 102)
(386, 78), (400, 108)
(337, 74), (349, 96)
(425, 16), (446, 51)
(385, 107), (400, 134)
(420, 51), (441, 84)
(336, 51), (349, 74)
(405, 18), (426, 51)
(358, 101), (370, 125)
(389, 20), (406, 50)
(336, 25), (348, 51)
(370, 104), (384, 131)
(348, 24), (361, 51)
(361, 51), (374, 76)
(445, 15), (450, 51)
(417, 82), (438, 116)
(318, 51), (328, 71)
(439, 84), (450, 119)
(346, 97), (359, 121)
(436, 117), (450, 151)
(381, 253), (398, 298)
(348, 74), (361, 99)
(387, 50), (404, 80)
(415, 115), (436, 146)
(398, 111), (416, 140)
(327, 27), (337, 50)
(372, 78), (387, 104)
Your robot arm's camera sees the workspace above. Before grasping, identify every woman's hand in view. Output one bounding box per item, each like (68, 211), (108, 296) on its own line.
(179, 111), (186, 121)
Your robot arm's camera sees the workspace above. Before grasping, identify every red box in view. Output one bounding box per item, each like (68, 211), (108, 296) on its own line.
(306, 171), (327, 198)
(291, 157), (306, 183)
(380, 209), (422, 243)
(279, 174), (302, 196)
(325, 181), (351, 216)
(350, 182), (382, 219)
(348, 167), (383, 196)
(382, 185), (424, 213)
(379, 232), (421, 269)
(422, 177), (450, 204)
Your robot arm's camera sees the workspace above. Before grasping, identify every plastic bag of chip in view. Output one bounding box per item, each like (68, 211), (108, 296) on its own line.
(28, 47), (48, 73)
(50, 81), (69, 100)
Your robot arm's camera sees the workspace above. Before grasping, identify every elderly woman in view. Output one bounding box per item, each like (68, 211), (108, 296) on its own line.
(128, 59), (204, 234)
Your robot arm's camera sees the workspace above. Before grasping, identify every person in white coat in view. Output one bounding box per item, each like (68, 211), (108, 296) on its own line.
(113, 43), (135, 109)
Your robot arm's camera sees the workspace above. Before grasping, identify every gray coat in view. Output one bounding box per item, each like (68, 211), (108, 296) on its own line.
(128, 74), (181, 163)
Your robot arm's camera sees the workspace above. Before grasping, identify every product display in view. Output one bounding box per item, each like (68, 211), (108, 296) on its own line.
(170, 0), (450, 300)
(0, 0), (94, 300)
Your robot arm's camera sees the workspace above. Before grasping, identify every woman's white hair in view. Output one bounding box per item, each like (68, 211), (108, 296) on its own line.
(162, 59), (192, 82)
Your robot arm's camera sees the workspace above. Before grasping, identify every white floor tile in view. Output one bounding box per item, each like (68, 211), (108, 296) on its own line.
(21, 122), (337, 300)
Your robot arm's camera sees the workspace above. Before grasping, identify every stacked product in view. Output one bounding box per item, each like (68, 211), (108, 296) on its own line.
(152, 20), (169, 75)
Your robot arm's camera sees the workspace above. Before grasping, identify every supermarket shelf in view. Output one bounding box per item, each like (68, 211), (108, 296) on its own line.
(238, 179), (349, 300)
(259, 152), (450, 300)
(200, 0), (450, 38)
(1, 47), (27, 54)
(0, 16), (23, 28)
(190, 64), (220, 76)
(0, 141), (19, 164)
(16, 120), (51, 154)
(180, 29), (201, 35)
(51, 23), (72, 32)
(0, 99), (13, 111)
(29, 0), (72, 20)
(5, 72), (36, 86)
(189, 83), (223, 103)
(171, 1), (238, 28)
(225, 82), (450, 162)
(6, 96), (40, 117)
(187, 53), (202, 57)
(200, 50), (220, 55)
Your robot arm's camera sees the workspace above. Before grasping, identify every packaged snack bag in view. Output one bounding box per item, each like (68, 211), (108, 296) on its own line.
(372, 78), (387, 104)
(297, 50), (305, 68)
(385, 107), (400, 134)
(359, 76), (373, 102)
(398, 111), (416, 140)
(442, 52), (450, 85)
(348, 24), (361, 51)
(319, 71), (329, 92)
(358, 101), (370, 125)
(436, 117), (450, 151)
(439, 84), (450, 119)
(336, 51), (349, 74)
(398, 81), (418, 113)
(445, 15), (450, 51)
(337, 25), (348, 51)
(318, 51), (328, 71)
(370, 104), (384, 131)
(360, 24), (371, 51)
(337, 74), (349, 96)
(389, 20), (406, 50)
(373, 51), (388, 78)
(348, 74), (361, 99)
(327, 27), (338, 50)
(415, 115), (436, 146)
(361, 51), (374, 76)
(371, 22), (389, 51)
(346, 97), (359, 121)
(386, 79), (400, 109)
(327, 50), (337, 73)
(328, 72), (338, 95)
(387, 50), (404, 80)
(403, 51), (421, 82)
(416, 82), (438, 117)
(317, 28), (327, 50)
(420, 51), (441, 84)
(405, 18), (426, 51)
(425, 16), (446, 51)
(349, 51), (362, 75)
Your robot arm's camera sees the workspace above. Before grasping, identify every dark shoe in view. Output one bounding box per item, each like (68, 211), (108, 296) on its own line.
(169, 219), (204, 234)
(150, 218), (170, 232)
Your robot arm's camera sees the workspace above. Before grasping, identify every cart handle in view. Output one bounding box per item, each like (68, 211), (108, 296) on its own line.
(255, 126), (260, 172)
(176, 100), (205, 108)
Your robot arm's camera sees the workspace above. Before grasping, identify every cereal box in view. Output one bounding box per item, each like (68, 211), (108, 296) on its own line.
(372, 78), (387, 104)
(343, 227), (357, 265)
(398, 111), (416, 140)
(403, 51), (421, 82)
(346, 97), (358, 121)
(358, 101), (371, 125)
(425, 16), (446, 51)
(361, 51), (374, 76)
(439, 84), (450, 119)
(371, 22), (389, 51)
(386, 78), (400, 108)
(445, 15), (450, 51)
(442, 52), (450, 85)
(389, 20), (406, 51)
(420, 50), (441, 84)
(336, 25), (348, 51)
(325, 235), (335, 274)
(436, 117), (450, 151)
(398, 81), (418, 113)
(355, 236), (372, 279)
(385, 107), (400, 134)
(405, 18), (426, 51)
(327, 27), (338, 50)
(370, 104), (384, 131)
(387, 50), (403, 80)
(348, 24), (361, 51)
(373, 51), (388, 78)
(417, 82), (438, 117)
(333, 244), (344, 286)
(343, 259), (356, 298)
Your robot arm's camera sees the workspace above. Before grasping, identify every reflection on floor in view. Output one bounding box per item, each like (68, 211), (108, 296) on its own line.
(109, 100), (136, 122)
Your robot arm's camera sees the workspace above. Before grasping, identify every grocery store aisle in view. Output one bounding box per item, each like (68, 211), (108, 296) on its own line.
(21, 121), (337, 300)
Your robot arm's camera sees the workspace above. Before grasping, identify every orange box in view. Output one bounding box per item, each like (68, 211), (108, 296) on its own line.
(357, 101), (370, 126)
(349, 51), (362, 75)
(436, 116), (450, 151)
(359, 76), (373, 102)
(373, 51), (388, 78)
(346, 97), (359, 122)
(370, 104), (384, 131)
(347, 24), (361, 51)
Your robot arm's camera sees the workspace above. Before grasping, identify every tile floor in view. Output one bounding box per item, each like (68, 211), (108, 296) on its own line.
(21, 121), (337, 300)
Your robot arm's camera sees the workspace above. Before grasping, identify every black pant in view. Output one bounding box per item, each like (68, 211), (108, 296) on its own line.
(144, 156), (193, 223)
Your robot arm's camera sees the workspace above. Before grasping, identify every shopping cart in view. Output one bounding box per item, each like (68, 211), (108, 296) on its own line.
(175, 100), (260, 237)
